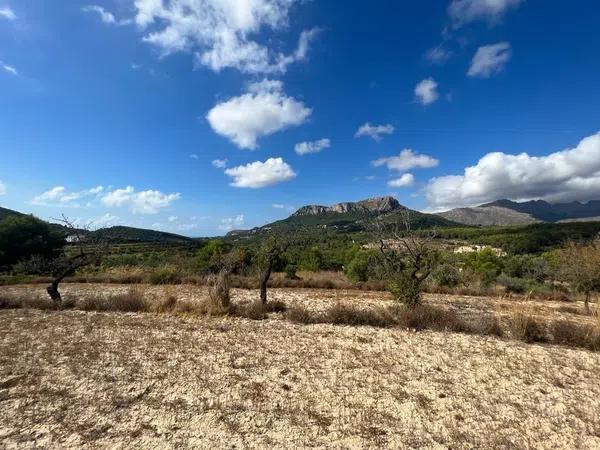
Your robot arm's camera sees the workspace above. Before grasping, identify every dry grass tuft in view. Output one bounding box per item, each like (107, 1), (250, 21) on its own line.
(207, 271), (231, 311)
(77, 287), (149, 312)
(508, 306), (548, 343)
(322, 302), (396, 328)
(551, 320), (600, 351)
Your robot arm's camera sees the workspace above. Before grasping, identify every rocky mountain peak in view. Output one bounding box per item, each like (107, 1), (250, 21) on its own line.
(292, 196), (402, 216)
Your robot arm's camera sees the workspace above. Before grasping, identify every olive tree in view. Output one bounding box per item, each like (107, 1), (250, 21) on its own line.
(559, 237), (600, 313)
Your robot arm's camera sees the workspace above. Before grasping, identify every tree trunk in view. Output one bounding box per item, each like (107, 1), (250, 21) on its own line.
(260, 265), (272, 304)
(585, 292), (591, 314)
(46, 280), (62, 302)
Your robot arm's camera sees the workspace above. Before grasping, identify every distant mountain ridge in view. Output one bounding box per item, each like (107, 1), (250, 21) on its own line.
(293, 196), (404, 216)
(438, 199), (600, 226)
(228, 196), (459, 238)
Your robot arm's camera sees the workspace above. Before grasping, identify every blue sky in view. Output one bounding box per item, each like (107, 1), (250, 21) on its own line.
(1, 0), (600, 236)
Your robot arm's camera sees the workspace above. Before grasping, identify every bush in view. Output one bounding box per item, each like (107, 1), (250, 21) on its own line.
(286, 306), (316, 324)
(552, 320), (599, 350)
(344, 251), (373, 282)
(207, 270), (231, 312)
(388, 274), (422, 307)
(284, 264), (298, 280)
(0, 215), (65, 270)
(149, 267), (181, 285)
(497, 275), (529, 294)
(431, 263), (461, 288)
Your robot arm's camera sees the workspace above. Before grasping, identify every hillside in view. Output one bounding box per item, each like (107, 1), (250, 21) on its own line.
(438, 199), (600, 226)
(0, 206), (24, 221)
(0, 207), (192, 244)
(89, 226), (192, 244)
(438, 205), (539, 226)
(228, 196), (460, 239)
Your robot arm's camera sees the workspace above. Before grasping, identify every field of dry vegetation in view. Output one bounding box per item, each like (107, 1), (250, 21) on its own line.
(1, 283), (600, 448)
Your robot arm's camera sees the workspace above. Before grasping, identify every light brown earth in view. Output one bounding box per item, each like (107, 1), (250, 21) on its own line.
(1, 284), (600, 449)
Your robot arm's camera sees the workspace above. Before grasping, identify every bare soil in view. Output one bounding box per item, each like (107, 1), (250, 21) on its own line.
(1, 284), (599, 449)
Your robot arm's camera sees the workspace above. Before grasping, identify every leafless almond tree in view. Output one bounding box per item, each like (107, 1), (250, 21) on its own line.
(372, 210), (438, 306)
(46, 216), (108, 302)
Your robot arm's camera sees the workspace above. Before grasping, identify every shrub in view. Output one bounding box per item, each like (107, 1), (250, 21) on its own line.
(431, 263), (461, 288)
(497, 275), (529, 294)
(149, 267), (181, 285)
(284, 264), (298, 280)
(207, 270), (231, 312)
(388, 274), (423, 307)
(344, 251), (373, 282)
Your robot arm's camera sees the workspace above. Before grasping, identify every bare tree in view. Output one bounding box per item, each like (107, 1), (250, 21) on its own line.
(46, 216), (107, 302)
(373, 211), (438, 306)
(255, 233), (291, 304)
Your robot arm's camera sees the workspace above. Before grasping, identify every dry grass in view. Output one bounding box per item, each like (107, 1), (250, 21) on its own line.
(1, 307), (599, 448)
(508, 305), (548, 343)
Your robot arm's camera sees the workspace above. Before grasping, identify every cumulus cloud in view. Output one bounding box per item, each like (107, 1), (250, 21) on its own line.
(414, 78), (439, 105)
(1, 62), (17, 76)
(468, 42), (512, 78)
(0, 180), (6, 195)
(426, 45), (452, 64)
(294, 138), (330, 155)
(449, 0), (523, 28)
(212, 159), (228, 168)
(82, 5), (131, 26)
(31, 186), (104, 208)
(372, 149), (439, 171)
(224, 157), (296, 188)
(219, 214), (245, 231)
(90, 213), (120, 228)
(133, 0), (318, 74)
(425, 131), (600, 210)
(101, 186), (181, 214)
(354, 123), (394, 142)
(388, 173), (415, 188)
(206, 79), (311, 149)
(0, 6), (15, 20)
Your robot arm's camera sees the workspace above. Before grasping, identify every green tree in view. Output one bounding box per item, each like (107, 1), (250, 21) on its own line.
(0, 215), (64, 270)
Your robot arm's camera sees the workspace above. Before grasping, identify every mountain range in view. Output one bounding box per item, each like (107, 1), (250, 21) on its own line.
(438, 199), (600, 226)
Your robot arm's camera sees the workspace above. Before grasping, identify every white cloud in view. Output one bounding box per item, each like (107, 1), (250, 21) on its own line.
(90, 213), (120, 228)
(224, 157), (296, 188)
(468, 42), (512, 78)
(0, 180), (6, 195)
(31, 186), (104, 208)
(272, 203), (285, 209)
(426, 45), (452, 64)
(1, 62), (18, 76)
(449, 0), (523, 28)
(388, 173), (415, 188)
(294, 138), (330, 155)
(354, 123), (394, 142)
(425, 131), (600, 210)
(189, 153), (199, 159)
(168, 215), (178, 222)
(414, 78), (439, 105)
(133, 0), (318, 74)
(372, 149), (439, 171)
(101, 186), (181, 214)
(219, 214), (245, 231)
(82, 5), (131, 26)
(0, 6), (15, 20)
(206, 79), (311, 149)
(212, 159), (228, 168)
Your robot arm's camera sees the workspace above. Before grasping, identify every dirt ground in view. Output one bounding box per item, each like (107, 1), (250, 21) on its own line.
(1, 284), (600, 449)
